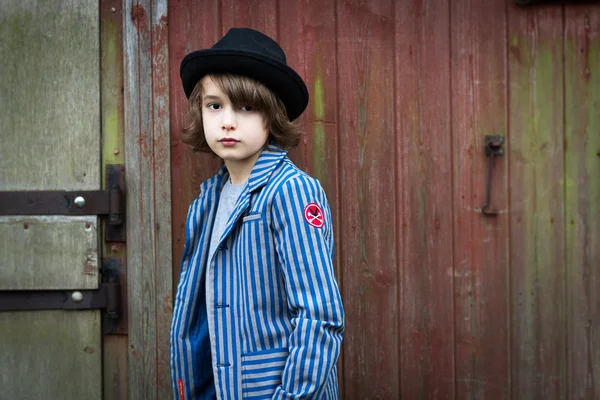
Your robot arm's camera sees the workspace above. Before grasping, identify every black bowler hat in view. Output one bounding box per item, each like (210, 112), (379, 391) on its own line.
(180, 28), (309, 121)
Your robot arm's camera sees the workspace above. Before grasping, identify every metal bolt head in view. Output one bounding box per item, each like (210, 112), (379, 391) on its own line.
(74, 196), (85, 208)
(113, 148), (120, 155)
(71, 291), (83, 303)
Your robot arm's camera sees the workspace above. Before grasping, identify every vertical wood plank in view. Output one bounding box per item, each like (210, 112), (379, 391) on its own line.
(151, 0), (173, 397)
(564, 5), (600, 399)
(507, 4), (566, 398)
(101, 1), (127, 396)
(450, 0), (510, 398)
(101, 0), (125, 174)
(277, 0), (342, 394)
(0, 0), (100, 191)
(338, 0), (398, 397)
(169, 0), (222, 286)
(104, 335), (129, 400)
(395, 0), (455, 397)
(124, 0), (172, 398)
(1, 311), (102, 400)
(220, 0), (277, 38)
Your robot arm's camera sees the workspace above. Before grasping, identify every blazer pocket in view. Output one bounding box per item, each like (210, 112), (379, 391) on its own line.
(242, 213), (262, 222)
(241, 347), (288, 399)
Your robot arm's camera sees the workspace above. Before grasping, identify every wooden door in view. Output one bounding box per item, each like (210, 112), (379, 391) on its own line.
(168, 0), (600, 398)
(0, 1), (103, 398)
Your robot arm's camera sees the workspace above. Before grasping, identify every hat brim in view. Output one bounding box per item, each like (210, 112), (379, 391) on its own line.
(180, 49), (309, 121)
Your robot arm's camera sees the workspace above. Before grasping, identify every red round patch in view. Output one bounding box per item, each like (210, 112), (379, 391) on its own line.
(304, 203), (324, 228)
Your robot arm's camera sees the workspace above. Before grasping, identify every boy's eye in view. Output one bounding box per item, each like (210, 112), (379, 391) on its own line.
(241, 105), (253, 111)
(207, 103), (221, 110)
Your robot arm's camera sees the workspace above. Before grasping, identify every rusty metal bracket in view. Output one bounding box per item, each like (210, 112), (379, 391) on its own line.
(0, 283), (120, 314)
(0, 283), (121, 335)
(102, 257), (128, 335)
(0, 190), (122, 216)
(105, 164), (126, 242)
(0, 164), (125, 242)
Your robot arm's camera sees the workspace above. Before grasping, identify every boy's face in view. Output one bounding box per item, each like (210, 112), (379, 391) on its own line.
(201, 76), (269, 171)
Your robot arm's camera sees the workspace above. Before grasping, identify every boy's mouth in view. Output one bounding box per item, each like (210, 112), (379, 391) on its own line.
(219, 138), (240, 147)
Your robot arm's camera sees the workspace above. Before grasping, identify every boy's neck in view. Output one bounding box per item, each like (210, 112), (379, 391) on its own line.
(224, 153), (261, 185)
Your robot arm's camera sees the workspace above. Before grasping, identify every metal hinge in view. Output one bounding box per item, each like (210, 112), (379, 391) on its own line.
(0, 164), (125, 241)
(0, 283), (120, 314)
(0, 282), (122, 335)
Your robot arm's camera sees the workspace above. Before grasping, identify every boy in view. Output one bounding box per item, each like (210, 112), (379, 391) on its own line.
(170, 28), (344, 400)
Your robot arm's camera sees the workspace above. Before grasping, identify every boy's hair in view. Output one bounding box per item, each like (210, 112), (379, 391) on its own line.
(182, 73), (301, 153)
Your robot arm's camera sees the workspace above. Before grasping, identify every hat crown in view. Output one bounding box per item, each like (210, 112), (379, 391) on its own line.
(213, 28), (286, 63)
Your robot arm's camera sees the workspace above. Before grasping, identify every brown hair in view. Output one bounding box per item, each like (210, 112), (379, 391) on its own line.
(181, 73), (301, 153)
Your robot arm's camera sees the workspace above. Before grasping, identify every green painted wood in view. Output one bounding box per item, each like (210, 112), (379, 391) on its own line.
(100, 1), (128, 398)
(0, 310), (101, 399)
(338, 0), (398, 397)
(508, 4), (566, 398)
(101, 0), (125, 179)
(0, 216), (98, 290)
(450, 1), (510, 398)
(395, 0), (455, 397)
(124, 0), (173, 398)
(0, 0), (100, 191)
(564, 6), (600, 399)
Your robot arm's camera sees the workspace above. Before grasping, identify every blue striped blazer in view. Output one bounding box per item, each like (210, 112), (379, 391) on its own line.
(171, 144), (345, 399)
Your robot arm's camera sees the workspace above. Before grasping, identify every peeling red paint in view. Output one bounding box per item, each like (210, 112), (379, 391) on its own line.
(131, 4), (146, 26)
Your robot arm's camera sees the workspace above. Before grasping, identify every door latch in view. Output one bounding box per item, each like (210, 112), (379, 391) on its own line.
(481, 135), (504, 216)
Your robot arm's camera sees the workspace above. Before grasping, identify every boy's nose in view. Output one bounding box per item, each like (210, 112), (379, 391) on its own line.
(221, 108), (236, 130)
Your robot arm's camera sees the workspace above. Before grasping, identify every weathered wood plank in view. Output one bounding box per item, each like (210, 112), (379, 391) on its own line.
(395, 0), (455, 397)
(104, 335), (129, 400)
(101, 0), (125, 175)
(0, 0), (100, 191)
(100, 0), (127, 337)
(279, 0), (339, 258)
(507, 4), (566, 398)
(338, 0), (398, 397)
(150, 0), (173, 397)
(278, 0), (343, 395)
(450, 0), (509, 398)
(0, 310), (101, 399)
(0, 216), (98, 290)
(168, 0), (222, 285)
(221, 0), (277, 38)
(564, 5), (600, 399)
(124, 0), (172, 398)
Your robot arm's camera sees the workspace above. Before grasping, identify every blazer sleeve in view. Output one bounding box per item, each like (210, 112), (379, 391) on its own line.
(270, 175), (345, 399)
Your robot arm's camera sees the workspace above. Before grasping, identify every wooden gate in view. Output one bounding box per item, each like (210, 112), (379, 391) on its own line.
(0, 1), (103, 398)
(0, 1), (130, 398)
(168, 0), (600, 399)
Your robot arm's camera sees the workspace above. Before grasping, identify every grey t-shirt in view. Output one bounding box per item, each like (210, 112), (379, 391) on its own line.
(207, 179), (245, 261)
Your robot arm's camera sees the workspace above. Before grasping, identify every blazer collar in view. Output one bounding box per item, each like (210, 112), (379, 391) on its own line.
(201, 143), (288, 195)
(245, 143), (288, 193)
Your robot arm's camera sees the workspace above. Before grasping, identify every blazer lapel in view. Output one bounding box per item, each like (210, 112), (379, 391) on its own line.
(217, 144), (288, 245)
